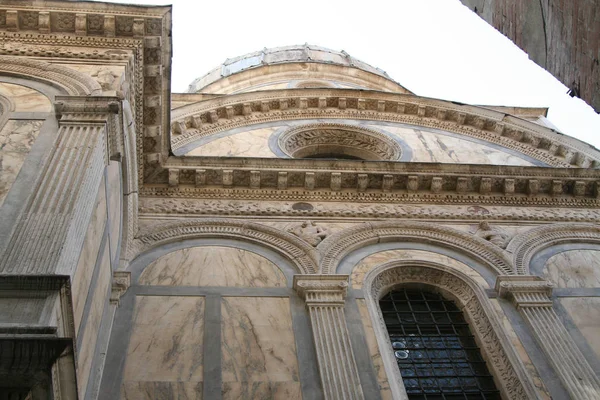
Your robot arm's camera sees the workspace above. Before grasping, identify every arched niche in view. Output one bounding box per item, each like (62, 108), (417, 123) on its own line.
(363, 261), (541, 399)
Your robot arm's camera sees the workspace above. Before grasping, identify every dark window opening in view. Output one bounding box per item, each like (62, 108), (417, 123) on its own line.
(379, 288), (500, 400)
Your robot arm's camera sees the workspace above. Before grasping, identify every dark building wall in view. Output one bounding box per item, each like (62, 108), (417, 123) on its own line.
(461, 0), (600, 113)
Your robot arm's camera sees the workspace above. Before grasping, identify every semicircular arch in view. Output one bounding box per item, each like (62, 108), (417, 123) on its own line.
(129, 219), (319, 275)
(317, 221), (514, 275)
(363, 260), (540, 399)
(0, 56), (102, 96)
(507, 223), (600, 274)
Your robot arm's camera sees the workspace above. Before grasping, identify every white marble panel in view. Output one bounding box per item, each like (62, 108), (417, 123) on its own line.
(121, 381), (203, 400)
(370, 124), (535, 166)
(560, 297), (600, 361)
(123, 296), (204, 383)
(106, 161), (122, 263)
(72, 176), (107, 333)
(356, 299), (392, 400)
(77, 243), (111, 399)
(185, 127), (277, 157)
(221, 297), (301, 400)
(139, 246), (287, 287)
(0, 119), (43, 206)
(542, 250), (600, 288)
(0, 82), (51, 112)
(351, 249), (489, 289)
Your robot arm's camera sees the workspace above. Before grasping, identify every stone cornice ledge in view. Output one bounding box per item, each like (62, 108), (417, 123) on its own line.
(141, 161), (600, 205)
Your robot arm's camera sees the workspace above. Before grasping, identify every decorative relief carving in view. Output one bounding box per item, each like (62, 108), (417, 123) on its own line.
(507, 223), (600, 274)
(318, 221), (514, 275)
(287, 221), (329, 247)
(278, 123), (402, 160)
(364, 262), (540, 400)
(110, 271), (131, 306)
(474, 221), (511, 249)
(130, 219), (319, 274)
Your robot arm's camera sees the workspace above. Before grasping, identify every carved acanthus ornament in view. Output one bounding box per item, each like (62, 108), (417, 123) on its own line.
(293, 275), (364, 399)
(496, 276), (600, 399)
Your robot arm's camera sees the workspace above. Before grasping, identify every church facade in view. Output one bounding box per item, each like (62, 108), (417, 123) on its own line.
(0, 2), (600, 399)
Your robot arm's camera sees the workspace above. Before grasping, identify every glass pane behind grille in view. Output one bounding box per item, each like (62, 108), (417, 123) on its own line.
(380, 288), (501, 400)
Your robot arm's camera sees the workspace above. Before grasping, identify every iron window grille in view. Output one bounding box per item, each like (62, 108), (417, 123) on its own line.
(379, 288), (501, 400)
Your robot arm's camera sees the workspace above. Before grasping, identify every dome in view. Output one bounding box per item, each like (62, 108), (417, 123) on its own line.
(187, 44), (410, 94)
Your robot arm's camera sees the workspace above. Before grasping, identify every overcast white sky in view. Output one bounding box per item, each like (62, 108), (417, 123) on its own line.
(100, 0), (600, 149)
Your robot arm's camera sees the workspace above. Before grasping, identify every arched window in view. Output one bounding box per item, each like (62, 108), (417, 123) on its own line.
(380, 287), (500, 399)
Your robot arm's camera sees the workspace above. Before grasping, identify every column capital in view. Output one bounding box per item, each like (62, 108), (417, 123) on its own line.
(495, 275), (553, 308)
(293, 274), (349, 306)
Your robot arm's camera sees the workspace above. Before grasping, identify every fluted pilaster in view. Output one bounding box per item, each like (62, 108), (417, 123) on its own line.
(294, 275), (364, 400)
(497, 276), (600, 399)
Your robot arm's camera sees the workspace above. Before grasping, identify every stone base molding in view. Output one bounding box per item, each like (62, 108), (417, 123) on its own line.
(497, 275), (600, 399)
(364, 261), (541, 400)
(294, 275), (364, 400)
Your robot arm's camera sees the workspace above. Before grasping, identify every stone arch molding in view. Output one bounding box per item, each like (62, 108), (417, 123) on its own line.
(0, 56), (102, 96)
(507, 223), (600, 274)
(129, 219), (319, 274)
(363, 261), (542, 399)
(317, 221), (514, 275)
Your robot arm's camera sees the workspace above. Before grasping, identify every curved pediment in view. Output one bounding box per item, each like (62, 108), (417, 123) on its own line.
(169, 88), (600, 168)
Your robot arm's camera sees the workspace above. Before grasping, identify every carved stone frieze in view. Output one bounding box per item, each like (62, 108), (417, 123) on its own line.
(138, 197), (600, 222)
(474, 221), (512, 249)
(287, 220), (329, 247)
(363, 261), (541, 400)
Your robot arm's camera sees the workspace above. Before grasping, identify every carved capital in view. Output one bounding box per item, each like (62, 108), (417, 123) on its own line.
(495, 275), (553, 308)
(110, 271), (131, 306)
(293, 275), (349, 306)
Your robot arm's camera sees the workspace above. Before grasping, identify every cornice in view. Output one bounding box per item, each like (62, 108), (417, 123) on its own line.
(140, 161), (600, 207)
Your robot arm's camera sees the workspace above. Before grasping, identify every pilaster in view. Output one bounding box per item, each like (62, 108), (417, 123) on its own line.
(496, 275), (600, 399)
(293, 275), (364, 400)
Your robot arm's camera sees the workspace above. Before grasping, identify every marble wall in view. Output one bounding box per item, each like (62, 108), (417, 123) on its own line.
(542, 250), (600, 288)
(560, 297), (600, 362)
(356, 299), (392, 400)
(186, 127), (277, 157)
(72, 176), (107, 333)
(106, 161), (122, 262)
(350, 249), (489, 289)
(139, 246), (287, 287)
(183, 120), (537, 166)
(0, 119), (43, 206)
(0, 82), (52, 112)
(122, 296), (205, 399)
(221, 297), (301, 400)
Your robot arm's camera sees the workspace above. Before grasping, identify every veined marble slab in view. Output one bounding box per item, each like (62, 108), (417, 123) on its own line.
(351, 249), (488, 289)
(542, 250), (600, 288)
(221, 297), (301, 400)
(121, 381), (203, 400)
(356, 299), (392, 400)
(0, 119), (43, 206)
(186, 127), (277, 157)
(560, 297), (600, 362)
(0, 82), (51, 112)
(123, 296), (204, 383)
(139, 246), (287, 287)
